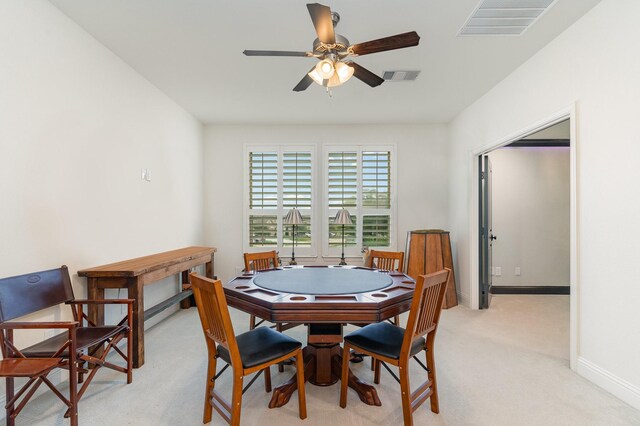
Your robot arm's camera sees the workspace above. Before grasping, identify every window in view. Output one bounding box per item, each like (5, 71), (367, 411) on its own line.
(245, 146), (315, 254)
(324, 146), (396, 257)
(244, 144), (395, 259)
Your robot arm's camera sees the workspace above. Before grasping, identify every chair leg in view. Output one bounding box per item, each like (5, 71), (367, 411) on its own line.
(77, 361), (84, 384)
(399, 360), (413, 426)
(6, 377), (15, 426)
(127, 315), (133, 384)
(339, 344), (351, 408)
(230, 372), (244, 426)
(275, 324), (285, 373)
(203, 353), (217, 423)
(374, 359), (381, 384)
(426, 344), (439, 413)
(295, 350), (307, 420)
(264, 366), (272, 393)
(249, 315), (256, 330)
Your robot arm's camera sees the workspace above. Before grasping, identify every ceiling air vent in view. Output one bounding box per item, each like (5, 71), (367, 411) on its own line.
(459, 0), (558, 36)
(382, 70), (420, 82)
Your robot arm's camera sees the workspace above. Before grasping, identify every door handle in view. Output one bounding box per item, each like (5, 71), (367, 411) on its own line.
(490, 234), (497, 241)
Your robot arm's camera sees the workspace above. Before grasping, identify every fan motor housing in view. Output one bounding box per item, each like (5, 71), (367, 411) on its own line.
(313, 34), (350, 55)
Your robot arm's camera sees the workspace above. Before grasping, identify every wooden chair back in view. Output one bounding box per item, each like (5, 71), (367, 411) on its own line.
(402, 269), (450, 352)
(190, 273), (241, 367)
(367, 250), (405, 272)
(243, 251), (279, 272)
(0, 266), (75, 323)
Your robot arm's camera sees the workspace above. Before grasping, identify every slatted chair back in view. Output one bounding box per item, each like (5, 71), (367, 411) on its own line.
(243, 251), (279, 272)
(367, 250), (405, 272)
(402, 269), (450, 350)
(0, 266), (75, 323)
(190, 273), (241, 367)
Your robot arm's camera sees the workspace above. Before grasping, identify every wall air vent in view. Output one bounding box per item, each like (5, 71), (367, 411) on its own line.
(381, 70), (420, 81)
(459, 0), (558, 36)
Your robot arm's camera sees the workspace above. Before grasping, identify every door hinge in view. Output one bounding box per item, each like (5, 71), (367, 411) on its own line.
(480, 171), (485, 179)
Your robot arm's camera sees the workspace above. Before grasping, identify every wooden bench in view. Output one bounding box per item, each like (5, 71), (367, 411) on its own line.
(78, 246), (216, 368)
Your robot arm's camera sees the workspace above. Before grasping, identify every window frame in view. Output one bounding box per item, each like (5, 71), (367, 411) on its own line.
(243, 144), (318, 257)
(322, 144), (397, 258)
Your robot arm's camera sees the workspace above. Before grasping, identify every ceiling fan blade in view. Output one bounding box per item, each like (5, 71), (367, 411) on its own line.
(307, 3), (335, 45)
(243, 50), (311, 57)
(350, 31), (420, 56)
(349, 62), (384, 88)
(293, 66), (317, 92)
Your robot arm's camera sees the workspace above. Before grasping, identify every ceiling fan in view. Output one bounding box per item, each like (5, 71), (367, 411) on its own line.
(243, 3), (420, 92)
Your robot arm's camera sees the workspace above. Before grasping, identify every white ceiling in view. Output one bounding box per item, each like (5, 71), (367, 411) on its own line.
(49, 0), (600, 124)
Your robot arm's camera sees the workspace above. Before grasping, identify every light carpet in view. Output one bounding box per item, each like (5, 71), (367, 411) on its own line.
(3, 295), (640, 425)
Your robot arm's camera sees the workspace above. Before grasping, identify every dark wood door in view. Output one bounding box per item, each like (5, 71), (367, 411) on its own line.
(479, 155), (493, 309)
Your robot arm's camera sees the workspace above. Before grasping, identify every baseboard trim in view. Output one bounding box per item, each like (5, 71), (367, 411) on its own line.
(577, 357), (640, 410)
(491, 286), (570, 295)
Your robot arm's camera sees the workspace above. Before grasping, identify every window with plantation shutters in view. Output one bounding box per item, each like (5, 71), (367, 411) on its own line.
(362, 151), (392, 248)
(362, 151), (390, 208)
(324, 145), (396, 257)
(328, 152), (357, 208)
(248, 152), (278, 246)
(245, 146), (315, 253)
(283, 152), (312, 209)
(283, 152), (312, 248)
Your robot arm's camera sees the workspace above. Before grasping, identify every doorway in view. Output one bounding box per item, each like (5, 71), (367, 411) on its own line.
(471, 107), (578, 369)
(479, 120), (570, 308)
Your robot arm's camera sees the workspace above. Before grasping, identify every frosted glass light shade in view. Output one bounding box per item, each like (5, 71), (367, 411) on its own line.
(329, 62), (355, 87)
(308, 60), (354, 88)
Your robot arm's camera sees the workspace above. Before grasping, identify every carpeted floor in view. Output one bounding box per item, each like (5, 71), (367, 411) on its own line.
(4, 295), (640, 425)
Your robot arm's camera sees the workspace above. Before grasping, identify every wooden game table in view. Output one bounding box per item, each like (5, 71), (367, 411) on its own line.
(224, 265), (416, 407)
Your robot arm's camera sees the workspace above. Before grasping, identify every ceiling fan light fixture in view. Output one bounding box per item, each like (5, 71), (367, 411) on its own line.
(316, 58), (335, 79)
(308, 60), (354, 88)
(335, 61), (354, 83)
(307, 68), (324, 85)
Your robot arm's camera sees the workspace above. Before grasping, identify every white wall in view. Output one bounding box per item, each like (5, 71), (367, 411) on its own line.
(0, 0), (203, 353)
(204, 124), (449, 282)
(448, 0), (640, 409)
(490, 147), (570, 286)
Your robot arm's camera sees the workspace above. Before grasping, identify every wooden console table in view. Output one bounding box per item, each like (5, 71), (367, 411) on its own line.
(78, 246), (216, 368)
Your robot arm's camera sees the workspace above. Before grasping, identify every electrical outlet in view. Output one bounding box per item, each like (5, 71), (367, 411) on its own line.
(515, 266), (521, 276)
(495, 266), (502, 276)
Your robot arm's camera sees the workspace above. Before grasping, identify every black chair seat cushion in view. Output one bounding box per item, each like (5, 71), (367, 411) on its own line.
(217, 327), (301, 369)
(344, 322), (425, 360)
(22, 326), (128, 357)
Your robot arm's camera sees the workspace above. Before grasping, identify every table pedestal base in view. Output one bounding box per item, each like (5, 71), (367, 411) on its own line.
(268, 343), (381, 408)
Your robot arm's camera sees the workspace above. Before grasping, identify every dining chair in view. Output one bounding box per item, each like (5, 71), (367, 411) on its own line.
(339, 269), (450, 426)
(367, 250), (405, 273)
(243, 251), (279, 330)
(190, 272), (307, 426)
(366, 250), (405, 325)
(244, 251), (302, 372)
